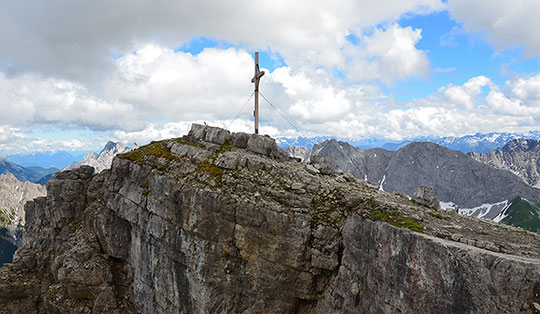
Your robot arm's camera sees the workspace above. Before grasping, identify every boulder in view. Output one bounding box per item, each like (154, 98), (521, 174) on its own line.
(310, 155), (334, 175)
(413, 186), (441, 210)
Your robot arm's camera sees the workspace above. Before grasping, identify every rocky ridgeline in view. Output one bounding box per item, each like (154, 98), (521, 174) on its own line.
(1, 124), (540, 313)
(469, 139), (540, 188)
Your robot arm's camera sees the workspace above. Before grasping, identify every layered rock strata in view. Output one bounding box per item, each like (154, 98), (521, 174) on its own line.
(1, 124), (539, 313)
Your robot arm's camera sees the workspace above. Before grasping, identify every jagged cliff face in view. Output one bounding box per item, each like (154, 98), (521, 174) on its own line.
(1, 124), (540, 313)
(469, 139), (540, 188)
(0, 173), (46, 265)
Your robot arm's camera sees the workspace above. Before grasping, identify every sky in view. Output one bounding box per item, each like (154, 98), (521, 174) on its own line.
(1, 0), (540, 154)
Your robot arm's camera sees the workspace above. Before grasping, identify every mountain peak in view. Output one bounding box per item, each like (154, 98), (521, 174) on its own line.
(65, 141), (136, 174)
(101, 141), (126, 154)
(2, 123), (540, 313)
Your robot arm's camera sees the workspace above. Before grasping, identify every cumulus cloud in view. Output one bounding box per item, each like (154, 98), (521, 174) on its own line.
(105, 46), (254, 122)
(448, 0), (540, 56)
(0, 44), (391, 135)
(391, 74), (540, 137)
(0, 126), (26, 143)
(0, 73), (140, 131)
(443, 75), (494, 110)
(0, 0), (443, 82)
(345, 24), (431, 84)
(504, 74), (540, 105)
(3, 39), (540, 153)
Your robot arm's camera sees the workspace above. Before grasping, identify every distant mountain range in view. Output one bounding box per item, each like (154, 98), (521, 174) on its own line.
(278, 131), (540, 153)
(0, 141), (137, 186)
(295, 139), (540, 232)
(311, 140), (540, 208)
(0, 157), (58, 184)
(6, 151), (86, 169)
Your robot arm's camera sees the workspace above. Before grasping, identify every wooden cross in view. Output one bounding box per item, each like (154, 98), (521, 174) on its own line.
(251, 52), (265, 134)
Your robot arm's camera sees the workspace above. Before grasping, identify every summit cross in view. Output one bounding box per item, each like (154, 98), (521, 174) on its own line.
(251, 52), (265, 134)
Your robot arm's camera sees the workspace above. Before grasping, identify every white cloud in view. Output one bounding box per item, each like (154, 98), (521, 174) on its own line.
(4, 39), (540, 154)
(0, 1), (448, 155)
(0, 132), (100, 155)
(105, 46), (253, 122)
(345, 24), (431, 84)
(391, 73), (540, 137)
(269, 67), (353, 123)
(0, 73), (140, 131)
(443, 76), (493, 109)
(0, 126), (26, 143)
(504, 74), (540, 105)
(448, 0), (540, 56)
(113, 122), (193, 145)
(9, 0), (540, 154)
(0, 0), (443, 83)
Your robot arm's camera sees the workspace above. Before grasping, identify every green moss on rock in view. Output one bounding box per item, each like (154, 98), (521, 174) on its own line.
(118, 140), (176, 165)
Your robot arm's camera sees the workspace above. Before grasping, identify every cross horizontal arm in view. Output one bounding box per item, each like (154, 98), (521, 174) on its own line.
(251, 70), (265, 83)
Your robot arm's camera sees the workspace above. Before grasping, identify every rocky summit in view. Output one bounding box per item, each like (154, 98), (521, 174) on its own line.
(1, 124), (540, 313)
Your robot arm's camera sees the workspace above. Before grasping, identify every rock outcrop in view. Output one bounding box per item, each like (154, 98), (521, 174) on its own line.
(287, 146), (311, 162)
(413, 186), (441, 210)
(1, 124), (540, 313)
(469, 139), (540, 188)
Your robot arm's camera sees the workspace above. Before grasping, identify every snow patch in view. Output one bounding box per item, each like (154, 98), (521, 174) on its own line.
(458, 200), (510, 221)
(440, 201), (457, 211)
(379, 175), (386, 191)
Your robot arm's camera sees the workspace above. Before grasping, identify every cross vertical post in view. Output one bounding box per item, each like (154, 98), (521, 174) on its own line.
(251, 52), (265, 134)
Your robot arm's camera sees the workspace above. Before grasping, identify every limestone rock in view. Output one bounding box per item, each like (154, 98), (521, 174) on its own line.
(246, 134), (288, 160)
(309, 155), (334, 175)
(1, 124), (540, 314)
(413, 186), (441, 210)
(229, 131), (250, 148)
(187, 123), (231, 145)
